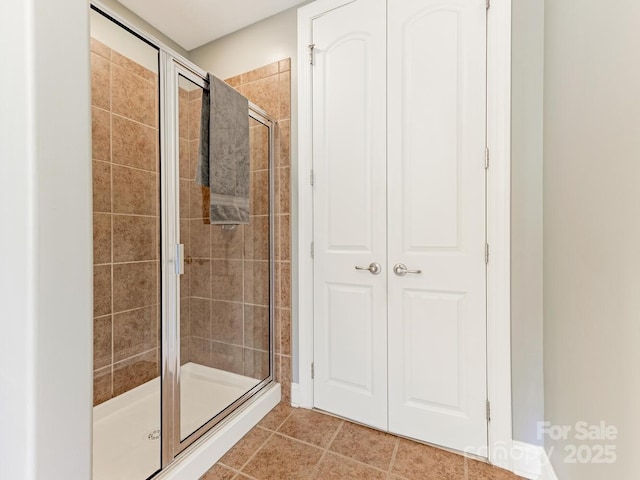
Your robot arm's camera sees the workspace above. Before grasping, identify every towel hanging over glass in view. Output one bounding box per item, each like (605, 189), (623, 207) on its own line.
(196, 73), (250, 225)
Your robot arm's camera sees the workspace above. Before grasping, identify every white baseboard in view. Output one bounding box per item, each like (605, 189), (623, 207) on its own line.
(540, 449), (559, 480)
(511, 441), (559, 480)
(512, 441), (543, 479)
(290, 382), (300, 407)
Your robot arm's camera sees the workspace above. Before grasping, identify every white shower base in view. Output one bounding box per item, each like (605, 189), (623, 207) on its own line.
(93, 362), (269, 480)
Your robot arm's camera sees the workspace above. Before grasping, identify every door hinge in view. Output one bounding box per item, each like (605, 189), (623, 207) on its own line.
(485, 147), (489, 169)
(310, 169), (314, 186)
(311, 241), (314, 259)
(485, 243), (490, 264)
(311, 362), (315, 379)
(486, 400), (491, 421)
(309, 44), (316, 65)
(486, 0), (490, 10)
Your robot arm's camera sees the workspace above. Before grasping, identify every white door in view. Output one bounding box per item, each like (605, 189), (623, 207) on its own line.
(311, 0), (388, 429)
(386, 0), (488, 452)
(311, 0), (488, 452)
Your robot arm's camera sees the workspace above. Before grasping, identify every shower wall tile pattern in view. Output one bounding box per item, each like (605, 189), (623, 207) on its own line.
(91, 38), (160, 406)
(91, 41), (291, 405)
(231, 60), (293, 403)
(178, 60), (292, 401)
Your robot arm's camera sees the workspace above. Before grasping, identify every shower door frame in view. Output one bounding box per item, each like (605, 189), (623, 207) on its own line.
(161, 58), (276, 464)
(91, 1), (276, 472)
(159, 57), (275, 468)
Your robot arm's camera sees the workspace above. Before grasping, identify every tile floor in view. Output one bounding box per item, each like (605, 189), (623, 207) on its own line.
(200, 404), (525, 480)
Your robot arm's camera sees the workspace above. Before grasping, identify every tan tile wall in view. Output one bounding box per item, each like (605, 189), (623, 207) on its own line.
(91, 43), (291, 405)
(91, 38), (160, 406)
(177, 61), (292, 401)
(178, 71), (281, 384)
(227, 59), (292, 403)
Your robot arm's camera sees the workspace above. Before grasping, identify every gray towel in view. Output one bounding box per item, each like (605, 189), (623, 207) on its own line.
(196, 73), (250, 224)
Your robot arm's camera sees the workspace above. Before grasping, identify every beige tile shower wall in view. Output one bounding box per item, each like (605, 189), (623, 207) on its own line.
(178, 61), (291, 401)
(180, 87), (273, 383)
(228, 59), (292, 403)
(91, 38), (160, 406)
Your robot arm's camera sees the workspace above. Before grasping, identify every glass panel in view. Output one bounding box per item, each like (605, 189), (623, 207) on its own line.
(178, 75), (270, 441)
(90, 9), (162, 480)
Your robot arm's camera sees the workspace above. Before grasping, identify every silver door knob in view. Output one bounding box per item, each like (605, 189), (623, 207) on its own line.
(355, 262), (382, 275)
(393, 263), (422, 276)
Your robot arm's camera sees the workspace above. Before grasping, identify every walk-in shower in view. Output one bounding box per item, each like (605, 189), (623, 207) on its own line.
(90, 5), (277, 478)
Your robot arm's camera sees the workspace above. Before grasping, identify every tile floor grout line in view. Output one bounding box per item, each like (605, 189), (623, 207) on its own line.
(268, 407), (294, 432)
(306, 420), (344, 480)
(237, 429), (276, 473)
(232, 470), (259, 480)
(269, 430), (335, 452)
(325, 419), (345, 450)
(320, 421), (399, 473)
(217, 464), (243, 478)
(273, 432), (356, 458)
(319, 447), (397, 477)
(388, 437), (401, 475)
(216, 461), (239, 472)
(307, 448), (328, 479)
(217, 427), (273, 474)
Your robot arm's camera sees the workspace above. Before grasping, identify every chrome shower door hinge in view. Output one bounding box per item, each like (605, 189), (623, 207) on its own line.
(486, 400), (491, 421)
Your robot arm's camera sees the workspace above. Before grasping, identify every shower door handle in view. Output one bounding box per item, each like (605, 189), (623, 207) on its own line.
(355, 262), (382, 275)
(176, 244), (185, 275)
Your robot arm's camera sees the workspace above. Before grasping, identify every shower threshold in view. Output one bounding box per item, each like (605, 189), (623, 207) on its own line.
(93, 362), (261, 480)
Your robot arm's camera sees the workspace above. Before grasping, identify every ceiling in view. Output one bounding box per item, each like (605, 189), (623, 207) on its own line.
(118, 0), (308, 51)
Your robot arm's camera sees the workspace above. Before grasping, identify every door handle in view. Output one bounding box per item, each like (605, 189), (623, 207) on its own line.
(355, 262), (382, 275)
(393, 263), (422, 276)
(176, 244), (185, 275)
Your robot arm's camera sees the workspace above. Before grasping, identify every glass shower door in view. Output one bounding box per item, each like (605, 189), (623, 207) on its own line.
(175, 72), (273, 445)
(90, 7), (162, 480)
(91, 3), (277, 476)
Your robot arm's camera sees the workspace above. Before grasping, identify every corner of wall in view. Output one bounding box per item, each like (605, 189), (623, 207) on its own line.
(510, 0), (545, 447)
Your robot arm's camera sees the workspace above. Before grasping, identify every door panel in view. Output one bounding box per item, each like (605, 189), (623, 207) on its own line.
(311, 0), (488, 451)
(324, 38), (374, 252)
(326, 283), (374, 391)
(312, 0), (388, 429)
(387, 0), (488, 452)
(401, 8), (462, 250)
(402, 289), (466, 409)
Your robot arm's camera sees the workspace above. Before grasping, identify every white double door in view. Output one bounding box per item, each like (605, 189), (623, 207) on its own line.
(311, 0), (488, 452)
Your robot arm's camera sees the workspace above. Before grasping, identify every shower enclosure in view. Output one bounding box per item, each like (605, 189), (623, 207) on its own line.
(90, 5), (276, 479)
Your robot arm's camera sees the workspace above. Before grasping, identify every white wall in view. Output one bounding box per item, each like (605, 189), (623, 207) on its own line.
(189, 7), (301, 81)
(510, 0), (544, 446)
(190, 5), (308, 381)
(543, 0), (640, 478)
(0, 0), (92, 478)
